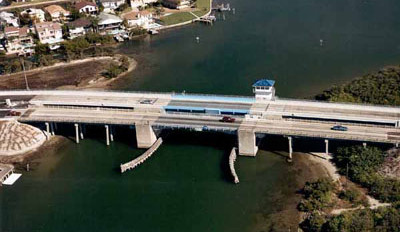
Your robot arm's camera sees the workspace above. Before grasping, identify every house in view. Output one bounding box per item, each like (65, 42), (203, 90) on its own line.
(44, 5), (71, 21)
(252, 79), (276, 101)
(20, 8), (46, 23)
(123, 11), (153, 29)
(67, 18), (93, 39)
(0, 12), (19, 27)
(97, 12), (122, 32)
(99, 0), (126, 12)
(34, 22), (63, 49)
(162, 0), (190, 9)
(74, 1), (98, 15)
(3, 26), (34, 55)
(130, 0), (157, 8)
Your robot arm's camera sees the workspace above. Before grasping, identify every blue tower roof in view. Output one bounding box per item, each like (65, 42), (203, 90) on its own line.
(252, 79), (275, 87)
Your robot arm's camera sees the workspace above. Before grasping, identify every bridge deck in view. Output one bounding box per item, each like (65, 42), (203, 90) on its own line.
(0, 90), (399, 144)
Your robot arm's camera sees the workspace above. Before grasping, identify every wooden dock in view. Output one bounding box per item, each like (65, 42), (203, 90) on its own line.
(120, 138), (163, 173)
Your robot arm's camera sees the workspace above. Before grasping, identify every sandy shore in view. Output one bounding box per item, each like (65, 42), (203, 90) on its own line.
(0, 55), (137, 163)
(0, 55), (137, 90)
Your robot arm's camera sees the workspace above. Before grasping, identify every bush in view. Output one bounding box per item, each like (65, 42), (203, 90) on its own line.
(298, 178), (335, 212)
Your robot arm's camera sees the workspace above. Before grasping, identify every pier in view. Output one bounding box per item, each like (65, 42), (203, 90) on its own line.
(229, 147), (239, 184)
(120, 138), (163, 173)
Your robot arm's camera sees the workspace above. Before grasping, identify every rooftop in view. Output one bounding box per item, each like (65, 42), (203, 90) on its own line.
(74, 1), (97, 10)
(35, 22), (62, 33)
(98, 12), (122, 25)
(67, 18), (92, 28)
(252, 79), (275, 87)
(44, 5), (70, 15)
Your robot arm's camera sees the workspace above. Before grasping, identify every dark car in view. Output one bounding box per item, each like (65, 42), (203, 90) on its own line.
(220, 116), (235, 123)
(331, 125), (348, 131)
(6, 111), (21, 117)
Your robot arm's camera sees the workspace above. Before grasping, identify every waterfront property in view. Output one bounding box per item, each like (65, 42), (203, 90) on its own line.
(66, 18), (93, 39)
(3, 26), (34, 55)
(98, 12), (123, 33)
(34, 22), (64, 49)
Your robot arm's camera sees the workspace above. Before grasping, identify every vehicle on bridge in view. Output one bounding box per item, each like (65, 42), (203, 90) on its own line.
(220, 116), (236, 123)
(6, 111), (21, 117)
(331, 125), (348, 131)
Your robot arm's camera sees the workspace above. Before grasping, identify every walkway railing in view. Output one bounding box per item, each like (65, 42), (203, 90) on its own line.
(120, 138), (163, 173)
(229, 148), (239, 184)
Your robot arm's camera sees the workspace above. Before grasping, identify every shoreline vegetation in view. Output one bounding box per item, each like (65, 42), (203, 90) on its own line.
(298, 65), (400, 231)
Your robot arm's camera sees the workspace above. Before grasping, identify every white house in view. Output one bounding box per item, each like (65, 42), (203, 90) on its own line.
(4, 26), (34, 55)
(44, 5), (71, 21)
(21, 8), (46, 23)
(252, 79), (276, 101)
(34, 22), (63, 49)
(99, 0), (126, 12)
(97, 12), (122, 32)
(67, 18), (93, 39)
(0, 12), (19, 27)
(123, 10), (154, 29)
(74, 1), (98, 15)
(130, 0), (157, 8)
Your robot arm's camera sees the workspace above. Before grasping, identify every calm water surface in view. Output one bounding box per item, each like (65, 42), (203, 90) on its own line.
(2, 0), (400, 231)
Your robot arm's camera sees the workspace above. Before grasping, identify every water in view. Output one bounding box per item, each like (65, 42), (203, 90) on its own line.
(3, 0), (400, 231)
(119, 0), (400, 97)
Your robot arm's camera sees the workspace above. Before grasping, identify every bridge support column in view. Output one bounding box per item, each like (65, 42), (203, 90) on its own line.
(50, 122), (55, 135)
(45, 122), (50, 136)
(74, 123), (79, 144)
(325, 139), (329, 156)
(363, 142), (367, 148)
(105, 125), (110, 146)
(79, 124), (84, 140)
(288, 136), (293, 162)
(238, 129), (258, 156)
(135, 123), (157, 148)
(110, 126), (114, 142)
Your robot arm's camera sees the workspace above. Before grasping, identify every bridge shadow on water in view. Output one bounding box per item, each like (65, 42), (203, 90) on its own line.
(160, 129), (237, 183)
(257, 134), (394, 155)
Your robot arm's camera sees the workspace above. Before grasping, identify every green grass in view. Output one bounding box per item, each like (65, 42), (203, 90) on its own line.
(160, 0), (211, 25)
(160, 12), (196, 25)
(193, 0), (211, 17)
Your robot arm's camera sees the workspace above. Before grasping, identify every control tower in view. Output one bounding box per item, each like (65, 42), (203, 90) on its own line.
(252, 79), (276, 101)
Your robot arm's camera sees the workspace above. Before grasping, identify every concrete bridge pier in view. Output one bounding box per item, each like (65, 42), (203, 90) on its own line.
(105, 125), (110, 146)
(135, 123), (157, 148)
(50, 122), (55, 135)
(74, 123), (79, 144)
(110, 126), (114, 142)
(288, 136), (293, 162)
(237, 129), (258, 156)
(45, 122), (50, 137)
(79, 124), (84, 140)
(325, 139), (329, 155)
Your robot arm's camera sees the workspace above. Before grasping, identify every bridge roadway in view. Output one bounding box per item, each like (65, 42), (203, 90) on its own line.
(0, 90), (400, 156)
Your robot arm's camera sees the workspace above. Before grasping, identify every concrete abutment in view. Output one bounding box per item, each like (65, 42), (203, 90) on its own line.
(135, 123), (157, 148)
(237, 129), (258, 156)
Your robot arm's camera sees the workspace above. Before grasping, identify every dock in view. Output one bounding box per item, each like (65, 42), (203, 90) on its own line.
(229, 147), (239, 184)
(120, 138), (163, 173)
(0, 163), (21, 186)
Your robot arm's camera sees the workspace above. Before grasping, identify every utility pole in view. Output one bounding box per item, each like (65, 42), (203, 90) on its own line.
(20, 56), (29, 90)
